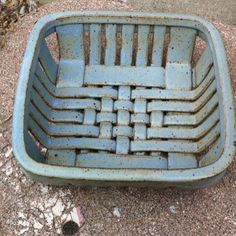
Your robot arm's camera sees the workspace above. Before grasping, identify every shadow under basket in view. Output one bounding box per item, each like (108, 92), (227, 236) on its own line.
(12, 11), (235, 188)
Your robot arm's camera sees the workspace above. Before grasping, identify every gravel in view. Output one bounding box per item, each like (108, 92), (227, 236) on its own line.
(0, 0), (236, 235)
(113, 207), (122, 218)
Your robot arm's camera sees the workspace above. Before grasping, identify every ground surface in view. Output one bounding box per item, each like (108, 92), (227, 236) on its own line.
(38, 0), (236, 25)
(128, 0), (236, 25)
(0, 0), (236, 235)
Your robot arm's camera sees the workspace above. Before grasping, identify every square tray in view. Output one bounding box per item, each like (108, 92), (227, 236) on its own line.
(12, 11), (235, 188)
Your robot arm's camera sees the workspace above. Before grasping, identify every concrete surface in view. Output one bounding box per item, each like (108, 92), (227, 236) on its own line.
(128, 0), (236, 25)
(0, 0), (236, 235)
(38, 0), (236, 25)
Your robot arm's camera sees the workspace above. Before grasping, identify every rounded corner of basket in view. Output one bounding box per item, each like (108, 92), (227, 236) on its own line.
(12, 132), (41, 177)
(33, 13), (57, 28)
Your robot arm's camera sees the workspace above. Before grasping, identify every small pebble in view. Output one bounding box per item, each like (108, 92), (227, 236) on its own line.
(5, 147), (13, 158)
(5, 166), (13, 176)
(18, 220), (30, 227)
(44, 212), (53, 225)
(19, 6), (26, 16)
(113, 207), (122, 218)
(33, 220), (43, 229)
(18, 212), (26, 219)
(19, 228), (29, 235)
(52, 198), (65, 216)
(169, 206), (177, 214)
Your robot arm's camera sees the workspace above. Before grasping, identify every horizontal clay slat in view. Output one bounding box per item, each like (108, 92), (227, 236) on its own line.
(32, 79), (101, 110)
(131, 122), (220, 153)
(30, 93), (83, 123)
(132, 67), (215, 101)
(29, 117), (116, 151)
(29, 104), (99, 137)
(84, 65), (165, 87)
(148, 108), (219, 139)
(76, 153), (168, 169)
(164, 96), (218, 126)
(148, 85), (217, 113)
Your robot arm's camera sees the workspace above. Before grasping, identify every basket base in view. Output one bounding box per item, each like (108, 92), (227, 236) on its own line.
(21, 167), (226, 189)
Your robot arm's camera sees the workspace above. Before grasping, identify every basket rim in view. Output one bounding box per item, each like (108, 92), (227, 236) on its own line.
(12, 11), (235, 183)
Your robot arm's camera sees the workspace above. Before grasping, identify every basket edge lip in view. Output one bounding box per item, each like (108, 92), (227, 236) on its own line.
(12, 11), (235, 183)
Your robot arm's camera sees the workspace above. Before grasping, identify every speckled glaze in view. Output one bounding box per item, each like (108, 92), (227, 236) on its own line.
(12, 11), (235, 188)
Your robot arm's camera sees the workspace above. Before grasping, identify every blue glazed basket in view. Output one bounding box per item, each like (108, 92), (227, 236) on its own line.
(12, 11), (235, 188)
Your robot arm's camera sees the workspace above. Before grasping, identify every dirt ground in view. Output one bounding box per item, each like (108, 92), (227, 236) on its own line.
(0, 0), (236, 235)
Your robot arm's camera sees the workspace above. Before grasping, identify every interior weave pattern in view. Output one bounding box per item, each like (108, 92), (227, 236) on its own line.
(27, 22), (222, 170)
